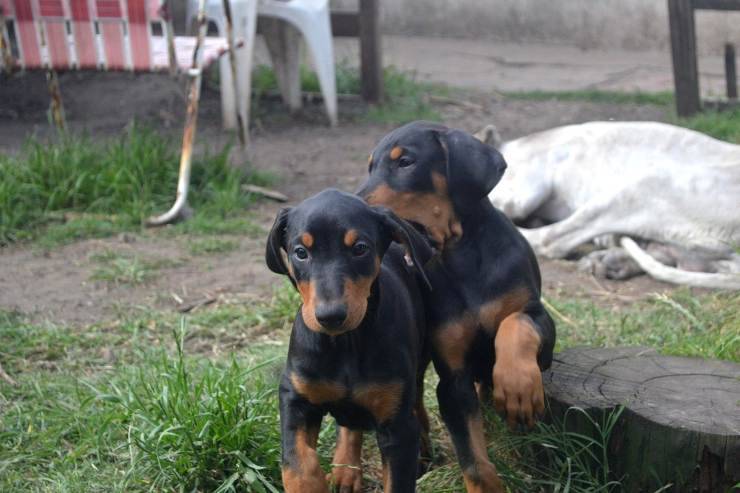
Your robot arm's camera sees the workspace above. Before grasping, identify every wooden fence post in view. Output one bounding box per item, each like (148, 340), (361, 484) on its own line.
(668, 0), (701, 116)
(725, 43), (738, 100)
(359, 0), (383, 103)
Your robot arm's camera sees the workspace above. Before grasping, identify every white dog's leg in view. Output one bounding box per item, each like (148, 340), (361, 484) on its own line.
(621, 238), (740, 290)
(519, 200), (619, 258)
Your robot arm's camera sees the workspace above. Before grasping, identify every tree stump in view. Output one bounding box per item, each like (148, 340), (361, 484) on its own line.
(543, 347), (740, 492)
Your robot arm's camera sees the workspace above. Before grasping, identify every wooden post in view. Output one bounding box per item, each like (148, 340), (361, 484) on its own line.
(544, 347), (740, 492)
(668, 0), (701, 116)
(359, 0), (383, 103)
(725, 43), (738, 100)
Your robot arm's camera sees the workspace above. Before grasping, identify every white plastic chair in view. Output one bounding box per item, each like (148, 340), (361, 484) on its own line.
(187, 0), (337, 126)
(185, 0), (257, 132)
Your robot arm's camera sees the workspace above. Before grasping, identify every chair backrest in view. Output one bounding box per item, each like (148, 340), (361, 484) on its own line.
(0, 0), (172, 71)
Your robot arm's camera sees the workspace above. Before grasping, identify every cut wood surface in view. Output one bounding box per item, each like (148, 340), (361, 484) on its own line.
(544, 346), (740, 492)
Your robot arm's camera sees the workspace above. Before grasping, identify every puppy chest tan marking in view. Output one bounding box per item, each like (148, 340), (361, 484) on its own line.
(290, 373), (347, 405)
(479, 287), (531, 335)
(352, 381), (404, 423)
(434, 315), (477, 371)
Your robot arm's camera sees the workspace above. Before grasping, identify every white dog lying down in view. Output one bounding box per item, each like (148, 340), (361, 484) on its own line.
(480, 121), (740, 290)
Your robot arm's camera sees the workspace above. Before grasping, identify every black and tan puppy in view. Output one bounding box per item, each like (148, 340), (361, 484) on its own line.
(265, 189), (434, 493)
(355, 121), (556, 492)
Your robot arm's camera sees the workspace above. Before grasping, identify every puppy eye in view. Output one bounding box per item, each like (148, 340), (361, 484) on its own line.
(294, 246), (309, 260)
(398, 156), (414, 168)
(352, 242), (369, 257)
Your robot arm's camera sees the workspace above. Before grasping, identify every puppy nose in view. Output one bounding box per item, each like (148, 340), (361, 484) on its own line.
(315, 303), (348, 330)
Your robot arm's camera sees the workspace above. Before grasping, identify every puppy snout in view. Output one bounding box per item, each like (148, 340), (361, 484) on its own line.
(315, 302), (348, 330)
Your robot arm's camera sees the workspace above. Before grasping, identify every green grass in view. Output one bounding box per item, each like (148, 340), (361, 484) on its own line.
(505, 90), (675, 107)
(505, 90), (740, 144)
(90, 325), (284, 493)
(1, 286), (736, 492)
(0, 125), (265, 246)
(677, 107), (740, 143)
(0, 283), (298, 492)
(252, 62), (444, 124)
(547, 290), (740, 362)
(187, 237), (240, 256)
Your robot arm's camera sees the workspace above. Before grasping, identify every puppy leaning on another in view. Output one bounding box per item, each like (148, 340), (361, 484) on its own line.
(358, 121), (556, 493)
(265, 189), (435, 493)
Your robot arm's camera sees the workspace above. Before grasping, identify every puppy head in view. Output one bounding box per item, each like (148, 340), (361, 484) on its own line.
(265, 189), (430, 335)
(356, 121), (507, 248)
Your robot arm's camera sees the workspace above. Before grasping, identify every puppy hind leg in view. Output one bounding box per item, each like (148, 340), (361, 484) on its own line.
(436, 373), (504, 493)
(376, 414), (421, 492)
(414, 371), (434, 475)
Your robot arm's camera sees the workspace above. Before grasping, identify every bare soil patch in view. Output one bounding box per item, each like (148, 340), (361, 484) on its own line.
(0, 71), (676, 324)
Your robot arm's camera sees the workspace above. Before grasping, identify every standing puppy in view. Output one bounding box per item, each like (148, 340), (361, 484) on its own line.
(357, 121), (556, 492)
(266, 189), (434, 493)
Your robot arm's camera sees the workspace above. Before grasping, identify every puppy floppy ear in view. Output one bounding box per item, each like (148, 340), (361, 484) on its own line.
(265, 207), (291, 275)
(436, 128), (507, 209)
(375, 206), (433, 290)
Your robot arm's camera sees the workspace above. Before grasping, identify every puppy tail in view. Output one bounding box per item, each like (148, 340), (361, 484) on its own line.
(474, 124), (503, 149)
(620, 237), (740, 290)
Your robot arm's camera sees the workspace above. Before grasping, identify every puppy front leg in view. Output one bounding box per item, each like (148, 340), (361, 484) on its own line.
(280, 381), (328, 493)
(376, 413), (421, 493)
(492, 307), (554, 429)
(326, 427), (363, 492)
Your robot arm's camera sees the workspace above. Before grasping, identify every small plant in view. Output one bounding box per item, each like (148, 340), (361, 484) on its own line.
(187, 237), (240, 256)
(89, 250), (180, 285)
(496, 405), (626, 492)
(91, 322), (284, 492)
(90, 256), (152, 285)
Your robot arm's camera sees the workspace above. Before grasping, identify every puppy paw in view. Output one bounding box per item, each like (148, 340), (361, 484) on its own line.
(578, 247), (643, 280)
(492, 356), (545, 430)
(326, 465), (362, 493)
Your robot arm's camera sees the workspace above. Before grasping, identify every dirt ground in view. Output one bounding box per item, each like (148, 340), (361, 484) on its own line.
(0, 71), (677, 325)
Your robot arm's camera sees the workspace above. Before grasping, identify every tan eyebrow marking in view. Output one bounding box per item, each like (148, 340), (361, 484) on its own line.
(301, 232), (314, 248)
(390, 146), (403, 160)
(343, 229), (359, 247)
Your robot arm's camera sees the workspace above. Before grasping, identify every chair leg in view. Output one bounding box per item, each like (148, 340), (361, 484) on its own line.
(227, 0), (256, 151)
(46, 69), (67, 132)
(221, 0), (248, 146)
(146, 67), (203, 226)
(1, 9), (15, 74)
(219, 55), (238, 129)
(262, 17), (302, 112)
(293, 11), (337, 126)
